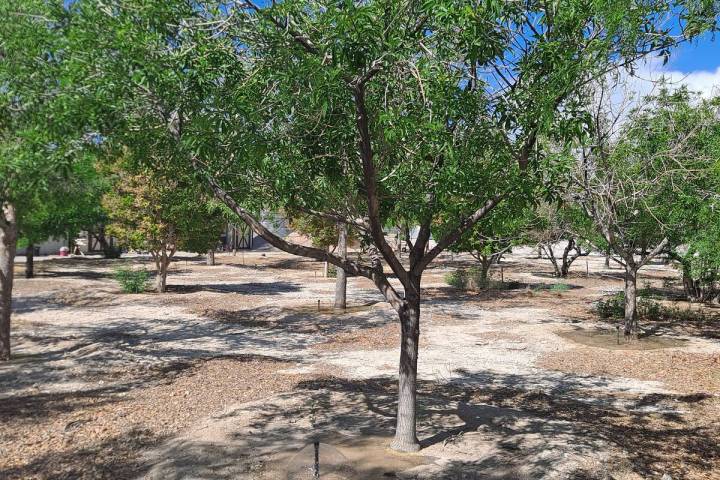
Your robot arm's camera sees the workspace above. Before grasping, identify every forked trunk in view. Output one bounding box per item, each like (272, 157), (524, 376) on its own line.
(390, 289), (421, 452)
(624, 266), (638, 337)
(1, 204), (18, 360)
(206, 249), (215, 266)
(334, 223), (347, 310)
(25, 243), (34, 279)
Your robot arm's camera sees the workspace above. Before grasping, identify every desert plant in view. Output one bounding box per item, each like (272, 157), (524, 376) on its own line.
(113, 267), (150, 294)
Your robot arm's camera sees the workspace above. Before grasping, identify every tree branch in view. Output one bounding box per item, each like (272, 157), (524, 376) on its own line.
(414, 193), (504, 274)
(204, 172), (406, 310)
(353, 85), (410, 287)
(637, 237), (669, 269)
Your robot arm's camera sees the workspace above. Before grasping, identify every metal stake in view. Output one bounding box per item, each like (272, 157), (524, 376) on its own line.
(313, 441), (320, 479)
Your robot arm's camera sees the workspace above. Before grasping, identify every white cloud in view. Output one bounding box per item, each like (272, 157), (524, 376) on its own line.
(631, 57), (720, 98)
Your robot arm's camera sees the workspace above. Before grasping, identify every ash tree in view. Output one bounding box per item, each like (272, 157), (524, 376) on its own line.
(66, 0), (718, 450)
(575, 87), (720, 336)
(195, 0), (716, 451)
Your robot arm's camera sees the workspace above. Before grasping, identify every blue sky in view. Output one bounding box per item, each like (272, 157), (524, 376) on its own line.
(667, 33), (720, 72)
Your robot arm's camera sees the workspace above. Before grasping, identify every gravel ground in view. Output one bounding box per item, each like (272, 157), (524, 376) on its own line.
(1, 249), (719, 479)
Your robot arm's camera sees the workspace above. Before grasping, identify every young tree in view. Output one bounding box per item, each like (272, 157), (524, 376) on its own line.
(103, 167), (224, 293)
(199, 2), (715, 451)
(445, 204), (532, 288)
(530, 202), (592, 278)
(289, 214), (354, 308)
(576, 87), (720, 336)
(68, 0), (718, 450)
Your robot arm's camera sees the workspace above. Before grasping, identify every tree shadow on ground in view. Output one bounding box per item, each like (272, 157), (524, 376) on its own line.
(425, 282), (582, 307)
(1, 300), (391, 401)
(166, 282), (302, 295)
(136, 370), (718, 479)
(0, 427), (162, 480)
(281, 373), (719, 479)
(0, 354), (281, 425)
(197, 303), (391, 336)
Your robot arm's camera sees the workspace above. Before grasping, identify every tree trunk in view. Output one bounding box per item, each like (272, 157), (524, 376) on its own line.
(25, 243), (34, 279)
(624, 266), (638, 337)
(206, 249), (215, 266)
(605, 252), (610, 268)
(155, 253), (169, 293)
(390, 288), (421, 452)
(479, 257), (491, 289)
(334, 223), (347, 310)
(1, 203), (18, 360)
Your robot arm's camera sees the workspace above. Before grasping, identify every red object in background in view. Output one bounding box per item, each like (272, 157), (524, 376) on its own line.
(59, 247), (70, 257)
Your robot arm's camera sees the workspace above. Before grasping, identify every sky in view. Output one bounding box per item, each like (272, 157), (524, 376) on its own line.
(640, 32), (720, 96)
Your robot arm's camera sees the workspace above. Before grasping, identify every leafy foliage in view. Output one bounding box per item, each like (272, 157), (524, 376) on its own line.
(102, 164), (223, 256)
(113, 267), (150, 294)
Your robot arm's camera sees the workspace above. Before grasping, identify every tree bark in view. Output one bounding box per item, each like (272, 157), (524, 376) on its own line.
(624, 266), (638, 337)
(1, 203), (18, 360)
(334, 223), (347, 310)
(206, 249), (215, 266)
(155, 252), (169, 293)
(479, 256), (492, 289)
(25, 243), (34, 279)
(390, 286), (421, 452)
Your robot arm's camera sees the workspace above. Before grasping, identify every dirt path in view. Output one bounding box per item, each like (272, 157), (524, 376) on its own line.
(1, 250), (719, 479)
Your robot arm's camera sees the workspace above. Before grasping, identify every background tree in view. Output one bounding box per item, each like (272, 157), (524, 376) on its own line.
(445, 203), (532, 288)
(66, 0), (718, 450)
(576, 87), (720, 336)
(103, 165), (224, 293)
(18, 158), (109, 278)
(530, 202), (592, 278)
(289, 213), (356, 309)
(672, 136), (720, 303)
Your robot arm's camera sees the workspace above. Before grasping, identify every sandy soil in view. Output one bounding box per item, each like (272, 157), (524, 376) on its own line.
(1, 249), (719, 479)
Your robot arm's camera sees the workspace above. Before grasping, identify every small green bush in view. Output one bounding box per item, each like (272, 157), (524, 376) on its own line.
(638, 297), (662, 319)
(550, 283), (570, 294)
(595, 292), (707, 323)
(445, 270), (468, 289)
(595, 292), (625, 319)
(445, 267), (496, 291)
(114, 267), (150, 293)
(103, 246), (122, 259)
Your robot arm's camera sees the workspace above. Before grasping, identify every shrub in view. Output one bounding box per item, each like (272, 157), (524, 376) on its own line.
(103, 246), (122, 259)
(445, 267), (501, 291)
(638, 297), (662, 319)
(550, 283), (570, 295)
(595, 292), (708, 323)
(445, 270), (468, 289)
(114, 267), (150, 293)
(595, 292), (625, 319)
